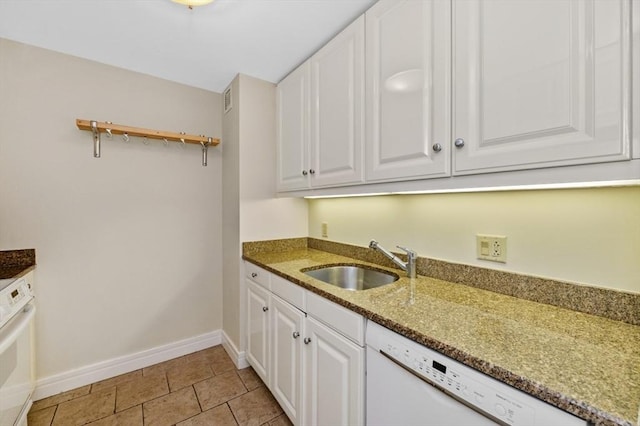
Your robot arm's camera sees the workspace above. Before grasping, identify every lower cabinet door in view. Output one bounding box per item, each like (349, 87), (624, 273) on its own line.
(303, 316), (365, 426)
(246, 280), (270, 384)
(271, 295), (304, 425)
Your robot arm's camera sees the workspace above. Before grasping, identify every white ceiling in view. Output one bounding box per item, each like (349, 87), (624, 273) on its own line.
(0, 0), (376, 93)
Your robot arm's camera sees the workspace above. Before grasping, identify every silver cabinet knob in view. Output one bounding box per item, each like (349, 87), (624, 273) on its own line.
(251, 272), (257, 278)
(432, 143), (442, 152)
(304, 337), (311, 344)
(262, 306), (269, 312)
(302, 170), (308, 176)
(454, 138), (465, 148)
(293, 331), (300, 339)
(309, 169), (315, 175)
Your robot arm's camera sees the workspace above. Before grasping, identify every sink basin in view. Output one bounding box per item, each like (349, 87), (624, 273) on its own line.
(302, 265), (399, 291)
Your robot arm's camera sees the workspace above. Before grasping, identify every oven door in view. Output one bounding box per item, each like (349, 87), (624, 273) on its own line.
(0, 301), (35, 426)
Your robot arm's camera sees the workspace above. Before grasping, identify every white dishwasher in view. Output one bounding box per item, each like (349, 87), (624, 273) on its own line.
(366, 321), (586, 426)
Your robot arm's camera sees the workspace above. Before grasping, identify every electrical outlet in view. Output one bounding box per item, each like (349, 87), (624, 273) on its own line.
(321, 222), (328, 238)
(476, 234), (507, 263)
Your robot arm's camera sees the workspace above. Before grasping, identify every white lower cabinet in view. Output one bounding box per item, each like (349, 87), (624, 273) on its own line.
(303, 316), (364, 426)
(245, 263), (365, 425)
(271, 294), (304, 424)
(246, 279), (270, 384)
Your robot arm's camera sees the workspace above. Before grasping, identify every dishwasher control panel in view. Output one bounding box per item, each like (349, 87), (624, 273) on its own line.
(366, 321), (585, 426)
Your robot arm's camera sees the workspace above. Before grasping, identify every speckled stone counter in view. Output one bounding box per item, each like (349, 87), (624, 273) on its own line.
(0, 249), (36, 279)
(243, 246), (640, 426)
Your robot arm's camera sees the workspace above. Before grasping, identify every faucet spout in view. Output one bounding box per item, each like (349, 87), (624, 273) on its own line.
(369, 239), (417, 279)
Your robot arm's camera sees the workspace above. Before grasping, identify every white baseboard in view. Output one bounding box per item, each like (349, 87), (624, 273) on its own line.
(221, 329), (249, 369)
(33, 330), (222, 400)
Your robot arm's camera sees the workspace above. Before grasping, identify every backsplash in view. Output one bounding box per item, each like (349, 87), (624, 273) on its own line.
(243, 238), (640, 325)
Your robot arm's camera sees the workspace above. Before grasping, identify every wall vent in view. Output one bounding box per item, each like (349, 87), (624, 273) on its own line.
(224, 86), (232, 113)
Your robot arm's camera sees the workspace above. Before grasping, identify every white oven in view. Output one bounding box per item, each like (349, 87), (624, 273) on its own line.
(0, 275), (35, 426)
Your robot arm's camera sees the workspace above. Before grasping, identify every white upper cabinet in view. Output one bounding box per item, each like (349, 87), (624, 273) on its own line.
(310, 15), (365, 187)
(277, 0), (636, 195)
(277, 16), (365, 191)
(365, 0), (451, 182)
(452, 0), (632, 175)
(277, 62), (310, 192)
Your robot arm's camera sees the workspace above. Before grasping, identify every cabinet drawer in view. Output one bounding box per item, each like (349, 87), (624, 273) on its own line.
(306, 291), (364, 346)
(246, 262), (270, 290)
(271, 274), (305, 311)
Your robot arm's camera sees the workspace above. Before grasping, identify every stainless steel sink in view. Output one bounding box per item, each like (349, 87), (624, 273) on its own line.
(302, 265), (399, 291)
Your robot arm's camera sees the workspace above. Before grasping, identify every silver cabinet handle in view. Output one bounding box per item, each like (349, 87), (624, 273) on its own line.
(309, 169), (315, 175)
(262, 306), (269, 312)
(302, 170), (308, 176)
(251, 272), (257, 278)
(432, 143), (442, 152)
(293, 331), (300, 339)
(304, 337), (311, 344)
(454, 138), (465, 148)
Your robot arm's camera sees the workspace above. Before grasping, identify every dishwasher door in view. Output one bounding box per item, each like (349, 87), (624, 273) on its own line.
(367, 346), (497, 426)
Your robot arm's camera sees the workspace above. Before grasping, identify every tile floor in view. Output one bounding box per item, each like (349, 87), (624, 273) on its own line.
(27, 345), (291, 426)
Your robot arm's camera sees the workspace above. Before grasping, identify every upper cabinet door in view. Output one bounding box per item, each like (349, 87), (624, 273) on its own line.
(309, 16), (365, 187)
(365, 0), (451, 183)
(277, 62), (310, 191)
(453, 0), (632, 175)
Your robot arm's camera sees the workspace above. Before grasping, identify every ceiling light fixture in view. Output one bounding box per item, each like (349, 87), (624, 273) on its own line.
(171, 0), (215, 9)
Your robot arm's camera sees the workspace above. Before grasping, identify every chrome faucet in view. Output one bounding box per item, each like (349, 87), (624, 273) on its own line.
(369, 240), (417, 279)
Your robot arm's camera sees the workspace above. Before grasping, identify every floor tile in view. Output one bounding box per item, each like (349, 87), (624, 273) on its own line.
(91, 370), (142, 393)
(143, 356), (187, 377)
(267, 414), (293, 426)
(176, 404), (238, 426)
(237, 367), (263, 391)
(142, 386), (201, 426)
(86, 405), (143, 426)
(52, 387), (116, 426)
(30, 385), (91, 411)
(193, 371), (248, 411)
(183, 346), (224, 365)
(166, 359), (214, 391)
(228, 387), (283, 426)
(209, 351), (237, 375)
(27, 405), (57, 426)
(115, 374), (169, 412)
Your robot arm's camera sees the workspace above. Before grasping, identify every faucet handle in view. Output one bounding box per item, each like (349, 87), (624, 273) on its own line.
(396, 245), (417, 258)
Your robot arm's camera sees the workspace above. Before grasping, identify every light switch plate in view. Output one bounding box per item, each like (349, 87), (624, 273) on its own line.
(476, 234), (507, 263)
(321, 222), (328, 238)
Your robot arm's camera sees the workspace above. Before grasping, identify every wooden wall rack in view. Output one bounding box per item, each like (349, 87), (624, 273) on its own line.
(76, 119), (220, 166)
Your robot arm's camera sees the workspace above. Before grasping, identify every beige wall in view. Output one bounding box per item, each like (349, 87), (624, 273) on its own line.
(222, 74), (307, 352)
(308, 186), (640, 293)
(222, 76), (242, 349)
(0, 39), (223, 378)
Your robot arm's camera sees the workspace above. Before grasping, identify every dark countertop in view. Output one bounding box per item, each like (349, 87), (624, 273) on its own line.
(243, 247), (640, 426)
(0, 248), (36, 279)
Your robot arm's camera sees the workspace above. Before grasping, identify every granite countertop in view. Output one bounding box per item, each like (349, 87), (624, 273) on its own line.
(0, 249), (36, 280)
(243, 247), (640, 426)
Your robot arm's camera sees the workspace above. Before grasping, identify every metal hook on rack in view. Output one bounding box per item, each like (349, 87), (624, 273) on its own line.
(91, 120), (100, 158)
(122, 133), (130, 143)
(105, 122), (113, 139)
(179, 132), (186, 147)
(163, 138), (169, 147)
(201, 138), (211, 167)
(143, 136), (150, 145)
